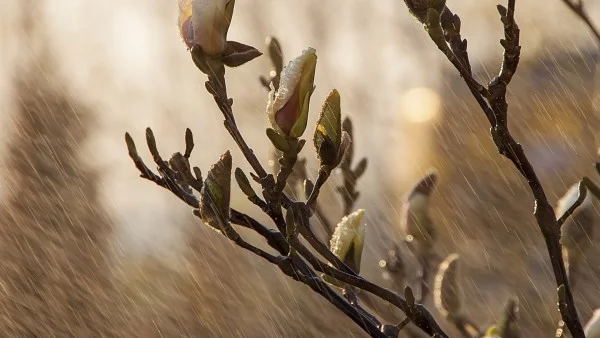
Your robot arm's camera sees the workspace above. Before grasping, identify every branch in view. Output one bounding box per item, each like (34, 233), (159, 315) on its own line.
(405, 0), (586, 335)
(293, 241), (448, 337)
(126, 126), (448, 337)
(194, 48), (269, 181)
(556, 180), (587, 228)
(583, 176), (600, 200)
(125, 42), (455, 337)
(561, 0), (600, 45)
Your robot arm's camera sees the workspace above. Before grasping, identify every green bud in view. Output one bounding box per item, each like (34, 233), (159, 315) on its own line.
(266, 128), (292, 153)
(314, 89), (342, 167)
(199, 151), (236, 239)
(234, 168), (256, 197)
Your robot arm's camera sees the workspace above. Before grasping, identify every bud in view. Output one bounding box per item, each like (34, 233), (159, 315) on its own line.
(178, 0), (235, 55)
(199, 151), (235, 239)
(496, 298), (520, 338)
(314, 90), (344, 167)
(400, 170), (438, 251)
(556, 182), (595, 285)
(433, 253), (462, 318)
(585, 309), (600, 338)
(266, 48), (317, 138)
(482, 325), (500, 338)
(329, 209), (366, 274)
(234, 167), (256, 198)
(404, 0), (445, 24)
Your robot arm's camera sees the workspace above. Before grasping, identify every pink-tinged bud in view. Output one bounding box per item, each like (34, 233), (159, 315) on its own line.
(178, 0), (235, 55)
(267, 48), (317, 138)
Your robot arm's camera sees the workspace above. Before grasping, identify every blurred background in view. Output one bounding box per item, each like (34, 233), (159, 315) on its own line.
(0, 0), (599, 336)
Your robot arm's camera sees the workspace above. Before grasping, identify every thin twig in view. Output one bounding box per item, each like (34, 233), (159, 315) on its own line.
(583, 176), (600, 200)
(294, 242), (449, 337)
(556, 180), (587, 228)
(561, 0), (600, 45)
(307, 167), (330, 211)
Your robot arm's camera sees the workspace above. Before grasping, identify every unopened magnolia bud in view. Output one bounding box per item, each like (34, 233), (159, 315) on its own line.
(314, 90), (343, 167)
(199, 151), (234, 237)
(401, 170), (438, 251)
(267, 48), (317, 138)
(178, 0), (235, 55)
(434, 253), (462, 318)
(330, 209), (366, 274)
(234, 167), (256, 197)
(265, 36), (283, 74)
(585, 309), (600, 338)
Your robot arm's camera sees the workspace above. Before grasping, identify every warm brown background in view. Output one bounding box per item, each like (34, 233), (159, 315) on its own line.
(0, 0), (599, 336)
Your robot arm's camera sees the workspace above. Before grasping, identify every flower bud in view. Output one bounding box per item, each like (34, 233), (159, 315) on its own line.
(266, 48), (317, 138)
(199, 151), (236, 239)
(314, 90), (343, 167)
(329, 209), (366, 274)
(178, 0), (235, 55)
(433, 253), (462, 318)
(400, 170), (438, 251)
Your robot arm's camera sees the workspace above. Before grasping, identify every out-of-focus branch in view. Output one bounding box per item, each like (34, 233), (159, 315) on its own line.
(556, 180), (587, 227)
(338, 118), (369, 216)
(403, 0), (585, 336)
(561, 0), (600, 45)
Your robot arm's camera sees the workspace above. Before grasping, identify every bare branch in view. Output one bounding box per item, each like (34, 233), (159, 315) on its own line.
(405, 0), (585, 335)
(561, 0), (600, 45)
(557, 180), (587, 227)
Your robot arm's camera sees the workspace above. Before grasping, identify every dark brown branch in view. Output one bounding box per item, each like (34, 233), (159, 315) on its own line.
(293, 241), (448, 337)
(306, 167), (331, 211)
(126, 124), (451, 337)
(195, 53), (269, 180)
(227, 211), (388, 337)
(125, 44), (453, 338)
(293, 266), (388, 338)
(406, 0), (585, 335)
(125, 132), (200, 209)
(314, 204), (334, 238)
